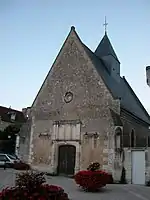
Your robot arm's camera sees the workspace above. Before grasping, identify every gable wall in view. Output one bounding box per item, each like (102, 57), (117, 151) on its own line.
(26, 30), (120, 172)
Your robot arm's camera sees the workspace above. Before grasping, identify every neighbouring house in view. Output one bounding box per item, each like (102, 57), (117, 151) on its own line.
(0, 106), (26, 154)
(19, 26), (150, 185)
(146, 66), (150, 87)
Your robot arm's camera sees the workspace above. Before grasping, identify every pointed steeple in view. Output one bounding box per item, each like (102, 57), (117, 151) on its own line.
(95, 33), (119, 62)
(95, 31), (120, 82)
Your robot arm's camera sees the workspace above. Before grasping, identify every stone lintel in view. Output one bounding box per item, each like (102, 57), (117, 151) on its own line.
(53, 120), (81, 125)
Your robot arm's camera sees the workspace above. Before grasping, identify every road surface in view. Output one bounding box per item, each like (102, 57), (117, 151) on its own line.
(0, 169), (150, 200)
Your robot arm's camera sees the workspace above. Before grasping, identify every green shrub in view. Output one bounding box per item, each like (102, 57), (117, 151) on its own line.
(15, 171), (46, 190)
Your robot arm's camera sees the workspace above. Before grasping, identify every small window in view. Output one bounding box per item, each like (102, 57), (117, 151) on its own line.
(11, 113), (16, 121)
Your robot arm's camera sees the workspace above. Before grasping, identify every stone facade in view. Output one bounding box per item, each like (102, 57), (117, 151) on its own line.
(19, 27), (150, 184)
(19, 107), (31, 161)
(20, 27), (120, 178)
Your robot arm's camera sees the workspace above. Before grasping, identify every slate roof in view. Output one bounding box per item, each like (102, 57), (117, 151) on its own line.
(95, 33), (120, 62)
(0, 106), (26, 123)
(80, 35), (150, 125)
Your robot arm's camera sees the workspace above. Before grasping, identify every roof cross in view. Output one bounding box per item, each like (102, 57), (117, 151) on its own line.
(103, 16), (108, 34)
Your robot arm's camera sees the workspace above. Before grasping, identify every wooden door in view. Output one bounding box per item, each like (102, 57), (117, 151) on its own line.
(58, 145), (76, 175)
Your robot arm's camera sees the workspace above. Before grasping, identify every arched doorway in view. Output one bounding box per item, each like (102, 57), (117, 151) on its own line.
(57, 145), (76, 175)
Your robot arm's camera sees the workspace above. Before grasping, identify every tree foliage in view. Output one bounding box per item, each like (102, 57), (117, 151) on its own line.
(0, 124), (20, 140)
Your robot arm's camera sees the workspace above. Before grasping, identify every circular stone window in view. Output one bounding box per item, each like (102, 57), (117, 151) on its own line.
(64, 92), (73, 103)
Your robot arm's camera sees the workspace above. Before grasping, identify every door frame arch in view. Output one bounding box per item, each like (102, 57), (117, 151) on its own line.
(57, 144), (76, 175)
(50, 141), (81, 175)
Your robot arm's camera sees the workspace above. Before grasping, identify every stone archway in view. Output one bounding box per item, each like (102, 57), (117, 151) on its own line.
(57, 145), (76, 175)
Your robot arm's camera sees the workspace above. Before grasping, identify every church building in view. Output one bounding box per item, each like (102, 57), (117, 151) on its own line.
(19, 26), (150, 185)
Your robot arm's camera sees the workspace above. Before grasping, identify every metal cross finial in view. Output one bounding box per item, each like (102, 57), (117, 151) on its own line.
(103, 16), (108, 34)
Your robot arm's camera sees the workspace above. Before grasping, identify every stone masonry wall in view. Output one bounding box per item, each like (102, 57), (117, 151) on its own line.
(81, 134), (109, 170)
(27, 28), (120, 173)
(19, 119), (31, 162)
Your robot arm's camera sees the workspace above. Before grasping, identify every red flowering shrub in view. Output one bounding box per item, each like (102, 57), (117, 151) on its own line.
(74, 162), (110, 191)
(75, 170), (110, 191)
(0, 185), (68, 200)
(0, 171), (69, 200)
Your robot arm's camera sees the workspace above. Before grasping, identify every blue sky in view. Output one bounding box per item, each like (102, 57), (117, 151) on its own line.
(0, 0), (150, 113)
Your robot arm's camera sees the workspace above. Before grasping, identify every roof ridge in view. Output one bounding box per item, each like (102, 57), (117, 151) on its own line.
(0, 105), (26, 123)
(0, 105), (22, 113)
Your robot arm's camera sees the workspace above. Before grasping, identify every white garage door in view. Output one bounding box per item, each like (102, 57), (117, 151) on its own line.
(132, 151), (145, 185)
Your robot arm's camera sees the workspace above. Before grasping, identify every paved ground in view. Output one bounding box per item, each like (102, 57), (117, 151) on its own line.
(0, 169), (150, 200)
(0, 169), (16, 189)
